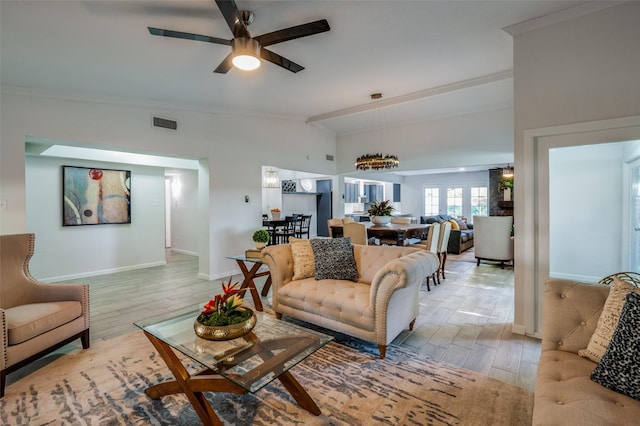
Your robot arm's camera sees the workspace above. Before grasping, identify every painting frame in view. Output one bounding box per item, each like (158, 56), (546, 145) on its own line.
(62, 165), (131, 226)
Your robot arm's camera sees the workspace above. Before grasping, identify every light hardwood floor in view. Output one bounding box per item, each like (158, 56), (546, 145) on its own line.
(17, 248), (541, 392)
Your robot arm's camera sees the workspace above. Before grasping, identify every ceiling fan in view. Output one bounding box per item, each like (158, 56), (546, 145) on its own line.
(148, 0), (330, 74)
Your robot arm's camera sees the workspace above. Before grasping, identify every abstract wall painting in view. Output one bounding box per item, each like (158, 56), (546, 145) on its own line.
(63, 166), (131, 226)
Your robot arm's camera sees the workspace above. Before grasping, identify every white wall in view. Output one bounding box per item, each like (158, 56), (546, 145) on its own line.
(549, 143), (625, 281)
(1, 88), (336, 280)
(168, 170), (199, 255)
(510, 2), (640, 335)
(25, 155), (166, 280)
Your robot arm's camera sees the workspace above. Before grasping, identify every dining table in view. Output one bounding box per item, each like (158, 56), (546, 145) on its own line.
(330, 222), (430, 246)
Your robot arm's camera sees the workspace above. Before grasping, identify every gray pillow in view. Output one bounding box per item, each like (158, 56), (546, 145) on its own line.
(590, 291), (640, 401)
(310, 238), (359, 281)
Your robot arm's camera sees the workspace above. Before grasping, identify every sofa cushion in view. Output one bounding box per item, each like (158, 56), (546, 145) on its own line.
(534, 349), (640, 425)
(449, 219), (459, 230)
(310, 238), (359, 281)
(591, 292), (640, 401)
(277, 278), (373, 330)
(579, 277), (640, 362)
(289, 237), (315, 280)
(5, 301), (82, 345)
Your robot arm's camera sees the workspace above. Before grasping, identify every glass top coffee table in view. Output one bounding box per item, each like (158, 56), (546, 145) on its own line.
(135, 307), (333, 426)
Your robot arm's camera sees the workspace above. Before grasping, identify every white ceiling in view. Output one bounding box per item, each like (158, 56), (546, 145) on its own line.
(1, 0), (590, 138)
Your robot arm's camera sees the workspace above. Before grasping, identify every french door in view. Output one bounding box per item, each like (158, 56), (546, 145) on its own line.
(631, 161), (640, 272)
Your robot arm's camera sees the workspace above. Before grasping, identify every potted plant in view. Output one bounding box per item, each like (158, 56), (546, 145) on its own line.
(252, 229), (270, 249)
(270, 208), (281, 220)
(194, 278), (256, 341)
(368, 199), (394, 225)
(497, 179), (514, 201)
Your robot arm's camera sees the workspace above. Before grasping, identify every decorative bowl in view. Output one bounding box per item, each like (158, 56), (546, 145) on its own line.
(194, 308), (257, 341)
(371, 215), (391, 225)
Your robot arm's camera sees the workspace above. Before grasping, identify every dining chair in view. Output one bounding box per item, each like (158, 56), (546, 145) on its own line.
(342, 217), (355, 224)
(327, 218), (343, 238)
(390, 217), (411, 224)
(410, 222), (440, 291)
(436, 221), (452, 283)
(273, 215), (298, 244)
(295, 215), (312, 239)
(343, 222), (368, 245)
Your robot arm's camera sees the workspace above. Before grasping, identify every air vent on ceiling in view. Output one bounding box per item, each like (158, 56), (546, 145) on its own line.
(153, 116), (177, 130)
(326, 154), (334, 161)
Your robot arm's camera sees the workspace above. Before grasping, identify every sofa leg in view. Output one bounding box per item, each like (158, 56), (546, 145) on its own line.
(476, 258), (480, 266)
(0, 370), (5, 398)
(81, 329), (90, 349)
(409, 318), (416, 331)
(378, 345), (387, 359)
(275, 312), (283, 320)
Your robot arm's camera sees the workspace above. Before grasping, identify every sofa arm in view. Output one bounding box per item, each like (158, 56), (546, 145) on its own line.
(261, 245), (295, 308)
(369, 250), (439, 313)
(0, 309), (6, 371)
(541, 279), (610, 354)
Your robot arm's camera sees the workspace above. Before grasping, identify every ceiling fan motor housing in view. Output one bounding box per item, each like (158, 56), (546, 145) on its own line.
(232, 37), (260, 57)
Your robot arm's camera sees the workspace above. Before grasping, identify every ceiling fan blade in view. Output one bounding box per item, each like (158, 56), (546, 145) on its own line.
(214, 53), (234, 74)
(260, 48), (304, 73)
(148, 27), (230, 45)
(215, 0), (246, 37)
(255, 19), (330, 47)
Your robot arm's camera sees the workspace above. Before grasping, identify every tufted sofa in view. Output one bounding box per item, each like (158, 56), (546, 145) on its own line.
(420, 215), (473, 254)
(261, 243), (439, 359)
(534, 279), (640, 425)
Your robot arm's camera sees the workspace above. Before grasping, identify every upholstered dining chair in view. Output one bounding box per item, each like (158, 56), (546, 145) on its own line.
(410, 222), (440, 291)
(390, 217), (411, 224)
(341, 217), (355, 224)
(327, 218), (343, 238)
(436, 221), (452, 283)
(343, 222), (368, 245)
(473, 215), (514, 268)
(0, 233), (90, 397)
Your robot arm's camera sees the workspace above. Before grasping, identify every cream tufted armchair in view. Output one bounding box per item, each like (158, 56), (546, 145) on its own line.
(0, 233), (90, 397)
(262, 243), (439, 358)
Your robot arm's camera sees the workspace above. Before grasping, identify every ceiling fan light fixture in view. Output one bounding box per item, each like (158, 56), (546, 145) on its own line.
(231, 38), (261, 71)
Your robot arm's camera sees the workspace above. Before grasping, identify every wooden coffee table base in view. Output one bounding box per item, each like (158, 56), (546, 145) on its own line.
(143, 331), (321, 426)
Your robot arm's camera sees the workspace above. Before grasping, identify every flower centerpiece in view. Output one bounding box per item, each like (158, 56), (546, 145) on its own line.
(368, 199), (394, 225)
(194, 278), (257, 340)
(252, 229), (270, 249)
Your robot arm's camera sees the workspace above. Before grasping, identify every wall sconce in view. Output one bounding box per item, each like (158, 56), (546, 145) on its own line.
(262, 169), (280, 188)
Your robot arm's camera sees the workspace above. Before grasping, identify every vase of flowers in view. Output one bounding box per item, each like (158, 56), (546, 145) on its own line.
(270, 208), (281, 220)
(194, 278), (257, 341)
(252, 229), (270, 249)
(368, 200), (394, 225)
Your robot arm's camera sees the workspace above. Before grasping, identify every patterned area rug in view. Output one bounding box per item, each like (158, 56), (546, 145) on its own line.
(2, 330), (532, 425)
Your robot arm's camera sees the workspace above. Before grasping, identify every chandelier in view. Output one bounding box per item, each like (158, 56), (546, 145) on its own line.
(354, 92), (400, 171)
(355, 153), (400, 171)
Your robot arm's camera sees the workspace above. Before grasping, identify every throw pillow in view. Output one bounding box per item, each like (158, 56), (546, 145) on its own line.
(310, 238), (359, 281)
(578, 277), (640, 363)
(289, 237), (315, 280)
(590, 291), (640, 401)
(455, 218), (468, 230)
(449, 219), (459, 230)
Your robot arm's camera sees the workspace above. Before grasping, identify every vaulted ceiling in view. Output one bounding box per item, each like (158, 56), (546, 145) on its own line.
(1, 0), (588, 137)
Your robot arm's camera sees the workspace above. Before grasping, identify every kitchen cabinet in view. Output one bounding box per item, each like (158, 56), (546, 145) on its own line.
(344, 182), (360, 203)
(393, 183), (401, 202)
(364, 184), (384, 203)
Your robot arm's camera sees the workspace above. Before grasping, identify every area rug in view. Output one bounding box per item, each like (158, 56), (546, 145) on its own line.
(1, 331), (532, 426)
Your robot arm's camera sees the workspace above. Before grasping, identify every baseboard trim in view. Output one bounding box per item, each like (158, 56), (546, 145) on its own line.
(42, 261), (167, 282)
(170, 248), (199, 257)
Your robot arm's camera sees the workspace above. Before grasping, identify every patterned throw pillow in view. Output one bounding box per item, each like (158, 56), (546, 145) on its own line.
(310, 238), (359, 281)
(579, 277), (640, 362)
(591, 291), (640, 400)
(455, 218), (468, 230)
(289, 237), (315, 280)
